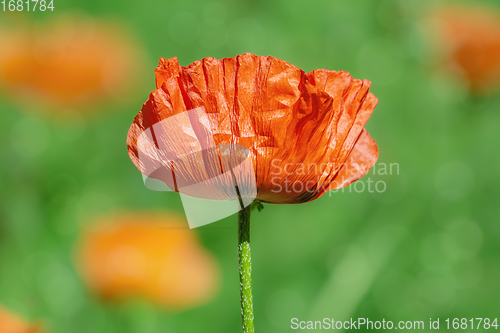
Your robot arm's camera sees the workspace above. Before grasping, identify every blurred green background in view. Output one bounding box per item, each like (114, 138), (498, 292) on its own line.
(1, 0), (500, 332)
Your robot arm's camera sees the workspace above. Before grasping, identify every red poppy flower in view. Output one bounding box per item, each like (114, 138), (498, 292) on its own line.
(127, 53), (378, 204)
(0, 14), (143, 112)
(431, 3), (500, 93)
(76, 212), (220, 310)
(0, 306), (40, 333)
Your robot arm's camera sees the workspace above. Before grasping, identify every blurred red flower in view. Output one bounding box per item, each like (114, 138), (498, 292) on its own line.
(0, 14), (143, 113)
(75, 212), (219, 310)
(0, 306), (40, 333)
(127, 53), (378, 204)
(431, 3), (500, 93)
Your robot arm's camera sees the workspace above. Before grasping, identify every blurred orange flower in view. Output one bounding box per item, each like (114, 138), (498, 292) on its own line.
(127, 53), (378, 204)
(76, 212), (219, 310)
(0, 14), (143, 112)
(431, 3), (500, 93)
(0, 306), (40, 333)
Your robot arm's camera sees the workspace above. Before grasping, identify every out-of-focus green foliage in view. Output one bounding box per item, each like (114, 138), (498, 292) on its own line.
(1, 0), (500, 332)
